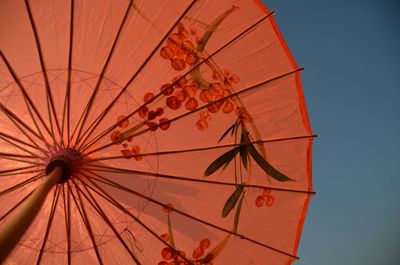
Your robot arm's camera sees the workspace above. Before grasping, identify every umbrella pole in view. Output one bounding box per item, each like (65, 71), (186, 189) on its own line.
(0, 166), (62, 263)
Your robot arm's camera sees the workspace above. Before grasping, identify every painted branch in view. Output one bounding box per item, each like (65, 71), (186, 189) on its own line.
(0, 167), (62, 263)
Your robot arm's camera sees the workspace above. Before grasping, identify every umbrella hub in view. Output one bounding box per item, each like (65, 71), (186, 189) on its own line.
(45, 147), (83, 183)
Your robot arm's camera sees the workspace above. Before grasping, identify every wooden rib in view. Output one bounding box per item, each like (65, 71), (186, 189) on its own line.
(79, 11), (275, 152)
(0, 135), (41, 158)
(84, 170), (299, 259)
(72, 178), (142, 265)
(24, 0), (61, 142)
(85, 134), (317, 162)
(0, 50), (52, 138)
(0, 103), (46, 151)
(68, 182), (104, 265)
(82, 166), (315, 195)
(24, 99), (51, 148)
(0, 152), (37, 159)
(0, 165), (38, 175)
(36, 185), (60, 265)
(78, 171), (195, 265)
(0, 169), (42, 178)
(76, 0), (199, 150)
(71, 0), (135, 147)
(0, 173), (42, 197)
(0, 131), (39, 151)
(85, 67), (303, 156)
(0, 190), (35, 221)
(61, 0), (74, 147)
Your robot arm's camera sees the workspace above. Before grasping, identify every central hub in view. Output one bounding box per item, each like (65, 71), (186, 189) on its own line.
(45, 147), (82, 183)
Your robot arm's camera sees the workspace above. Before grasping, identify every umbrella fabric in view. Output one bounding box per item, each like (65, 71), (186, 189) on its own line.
(0, 0), (314, 264)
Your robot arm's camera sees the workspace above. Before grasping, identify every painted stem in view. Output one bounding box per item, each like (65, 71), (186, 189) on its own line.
(0, 167), (62, 263)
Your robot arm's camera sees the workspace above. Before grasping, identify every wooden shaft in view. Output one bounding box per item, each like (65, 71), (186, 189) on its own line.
(0, 167), (62, 263)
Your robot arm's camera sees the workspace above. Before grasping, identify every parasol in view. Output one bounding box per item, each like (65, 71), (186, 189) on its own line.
(0, 0), (315, 264)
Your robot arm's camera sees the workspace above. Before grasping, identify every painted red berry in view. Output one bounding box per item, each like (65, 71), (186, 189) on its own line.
(166, 96), (181, 110)
(117, 115), (129, 128)
(160, 83), (174, 96)
(143, 92), (155, 103)
(132, 145), (140, 154)
(263, 189), (271, 197)
(207, 103), (220, 113)
(192, 247), (204, 259)
(200, 111), (211, 120)
(222, 101), (234, 113)
(196, 119), (208, 131)
(183, 85), (197, 98)
(138, 106), (149, 118)
(134, 154), (143, 161)
(121, 149), (132, 159)
(156, 107), (164, 116)
(148, 110), (158, 121)
(266, 195), (275, 207)
(146, 121), (158, 131)
(255, 195), (265, 207)
(186, 53), (198, 65)
(209, 83), (224, 96)
(160, 46), (174, 60)
(172, 75), (187, 88)
(161, 247), (174, 260)
(160, 233), (169, 242)
(159, 118), (171, 130)
(111, 130), (121, 143)
(182, 40), (194, 51)
(185, 98), (198, 110)
(199, 238), (211, 250)
(175, 90), (187, 102)
(171, 58), (186, 71)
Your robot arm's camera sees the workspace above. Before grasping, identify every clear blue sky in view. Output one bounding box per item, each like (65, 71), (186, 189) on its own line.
(261, 1), (400, 264)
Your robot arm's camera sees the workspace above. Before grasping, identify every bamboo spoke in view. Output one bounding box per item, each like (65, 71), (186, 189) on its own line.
(0, 103), (46, 151)
(85, 134), (316, 162)
(0, 165), (38, 175)
(0, 134), (42, 157)
(77, 0), (199, 150)
(85, 67), (303, 155)
(0, 173), (42, 197)
(78, 171), (194, 264)
(0, 169), (42, 178)
(0, 50), (52, 139)
(83, 170), (299, 259)
(68, 182), (104, 264)
(71, 0), (135, 147)
(79, 11), (275, 152)
(72, 177), (142, 265)
(0, 190), (35, 222)
(83, 165), (315, 195)
(24, 0), (61, 144)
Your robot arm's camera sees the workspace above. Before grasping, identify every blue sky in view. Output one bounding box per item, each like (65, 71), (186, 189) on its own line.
(262, 1), (400, 264)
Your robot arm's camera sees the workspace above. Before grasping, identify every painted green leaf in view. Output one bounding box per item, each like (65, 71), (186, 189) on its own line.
(204, 147), (240, 176)
(239, 132), (248, 170)
(233, 192), (245, 233)
(248, 142), (293, 182)
(222, 185), (244, 218)
(218, 123), (236, 143)
(241, 130), (292, 182)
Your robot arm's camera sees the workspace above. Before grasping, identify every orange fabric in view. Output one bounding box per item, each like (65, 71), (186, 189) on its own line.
(0, 1), (314, 264)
